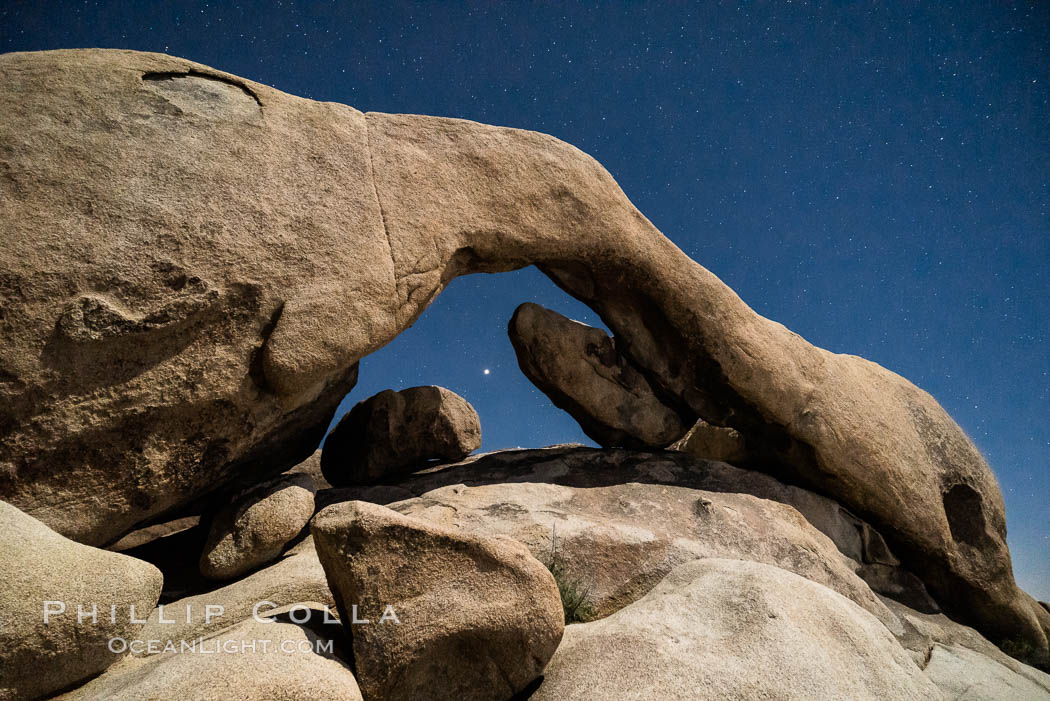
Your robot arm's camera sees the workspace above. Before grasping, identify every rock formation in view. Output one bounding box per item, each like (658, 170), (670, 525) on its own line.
(318, 446), (901, 626)
(0, 501), (163, 700)
(0, 47), (1043, 659)
(199, 472), (316, 580)
(311, 501), (564, 701)
(508, 302), (687, 447)
(59, 605), (362, 701)
(532, 558), (941, 700)
(320, 386), (481, 486)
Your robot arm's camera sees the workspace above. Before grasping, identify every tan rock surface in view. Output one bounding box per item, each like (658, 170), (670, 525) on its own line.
(0, 48), (1039, 654)
(0, 500), (163, 700)
(59, 604), (361, 701)
(321, 446), (898, 627)
(321, 385), (481, 486)
(0, 49), (367, 547)
(923, 644), (1050, 700)
(311, 500), (563, 701)
(672, 419), (750, 464)
(881, 595), (1050, 688)
(508, 302), (687, 447)
(199, 472), (316, 580)
(531, 558), (940, 701)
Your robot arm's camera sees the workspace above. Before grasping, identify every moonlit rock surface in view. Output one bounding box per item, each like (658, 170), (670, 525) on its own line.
(0, 500), (163, 700)
(311, 500), (564, 701)
(320, 385), (481, 486)
(0, 48), (1043, 656)
(532, 558), (940, 701)
(199, 472), (317, 580)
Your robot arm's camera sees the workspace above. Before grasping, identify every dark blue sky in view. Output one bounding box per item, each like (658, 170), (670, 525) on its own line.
(3, 2), (1047, 598)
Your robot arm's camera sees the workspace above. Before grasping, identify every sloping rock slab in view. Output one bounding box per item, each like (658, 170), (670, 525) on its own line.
(0, 501), (162, 700)
(882, 595), (1050, 689)
(136, 537), (332, 654)
(531, 558), (939, 700)
(318, 446), (897, 628)
(923, 643), (1050, 700)
(58, 605), (360, 701)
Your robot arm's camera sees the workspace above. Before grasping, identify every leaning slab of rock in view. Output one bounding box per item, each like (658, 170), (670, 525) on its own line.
(59, 605), (361, 701)
(199, 472), (317, 580)
(881, 595), (1050, 687)
(107, 515), (202, 553)
(532, 558), (939, 700)
(139, 537), (333, 653)
(321, 386), (481, 486)
(311, 500), (563, 701)
(508, 302), (687, 447)
(0, 500), (163, 700)
(672, 419), (750, 464)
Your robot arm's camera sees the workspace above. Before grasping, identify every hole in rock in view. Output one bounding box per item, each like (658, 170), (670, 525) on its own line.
(322, 267), (611, 453)
(942, 483), (992, 548)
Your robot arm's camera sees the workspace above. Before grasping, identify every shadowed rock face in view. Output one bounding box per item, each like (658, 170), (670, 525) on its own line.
(321, 385), (481, 486)
(0, 49), (1044, 657)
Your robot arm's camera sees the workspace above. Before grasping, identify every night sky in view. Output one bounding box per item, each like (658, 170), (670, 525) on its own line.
(3, 2), (1047, 599)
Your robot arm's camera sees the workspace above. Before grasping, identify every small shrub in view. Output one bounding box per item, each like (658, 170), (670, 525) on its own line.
(543, 528), (595, 624)
(999, 637), (1050, 672)
(1000, 637), (1033, 659)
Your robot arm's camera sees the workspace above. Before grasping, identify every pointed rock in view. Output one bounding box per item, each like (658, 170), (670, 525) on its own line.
(508, 302), (687, 448)
(311, 500), (563, 701)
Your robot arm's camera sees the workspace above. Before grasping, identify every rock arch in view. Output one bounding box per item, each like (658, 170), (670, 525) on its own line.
(0, 48), (1044, 658)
